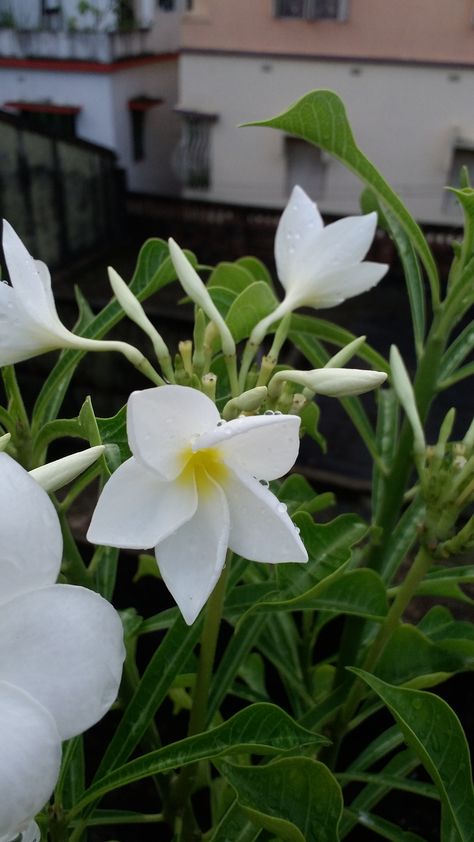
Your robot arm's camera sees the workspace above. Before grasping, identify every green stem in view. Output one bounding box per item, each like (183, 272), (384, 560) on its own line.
(73, 813), (165, 826)
(58, 508), (90, 588)
(172, 558), (231, 840)
(326, 545), (433, 769)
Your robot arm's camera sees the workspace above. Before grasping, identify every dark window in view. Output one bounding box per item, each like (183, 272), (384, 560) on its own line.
(175, 114), (216, 190)
(274, 0), (348, 20)
(285, 137), (327, 199)
(130, 109), (145, 162)
(158, 0), (175, 9)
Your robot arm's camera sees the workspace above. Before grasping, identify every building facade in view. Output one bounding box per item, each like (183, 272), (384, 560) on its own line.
(0, 0), (186, 194)
(178, 0), (474, 224)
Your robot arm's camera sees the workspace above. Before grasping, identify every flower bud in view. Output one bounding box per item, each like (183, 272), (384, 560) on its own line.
(30, 445), (105, 493)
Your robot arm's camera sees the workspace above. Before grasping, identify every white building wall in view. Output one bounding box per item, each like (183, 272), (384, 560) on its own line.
(179, 52), (473, 224)
(110, 61), (181, 194)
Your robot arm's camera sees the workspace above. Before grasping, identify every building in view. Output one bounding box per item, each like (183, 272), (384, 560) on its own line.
(178, 0), (474, 224)
(0, 0), (186, 195)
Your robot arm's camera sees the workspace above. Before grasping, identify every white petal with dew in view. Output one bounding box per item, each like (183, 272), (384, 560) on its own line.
(289, 212), (379, 291)
(156, 475), (230, 625)
(87, 456), (198, 550)
(0, 585), (125, 739)
(195, 413), (301, 480)
(0, 453), (62, 607)
(128, 385), (220, 479)
(30, 445), (105, 493)
(0, 681), (61, 842)
(1, 220), (60, 326)
(0, 282), (61, 366)
(223, 465), (308, 564)
(275, 185), (323, 291)
(294, 261), (388, 310)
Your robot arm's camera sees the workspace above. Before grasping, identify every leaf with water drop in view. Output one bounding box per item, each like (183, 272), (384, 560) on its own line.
(352, 670), (474, 842)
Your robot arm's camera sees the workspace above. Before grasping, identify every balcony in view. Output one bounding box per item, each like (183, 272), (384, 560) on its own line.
(0, 8), (181, 63)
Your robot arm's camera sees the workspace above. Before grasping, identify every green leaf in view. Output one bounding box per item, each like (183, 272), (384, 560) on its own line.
(290, 315), (389, 375)
(56, 736), (85, 810)
(93, 615), (203, 779)
(96, 405), (130, 465)
(277, 473), (335, 516)
(70, 705), (326, 816)
(298, 400), (326, 450)
(361, 189), (426, 357)
(249, 90), (439, 305)
(374, 625), (466, 686)
(236, 256), (274, 290)
(208, 615), (268, 722)
(378, 497), (425, 584)
(208, 800), (263, 841)
(220, 757), (342, 842)
(372, 389), (400, 521)
(415, 565), (474, 605)
(208, 262), (256, 294)
(92, 545), (119, 601)
(344, 808), (429, 841)
(438, 323), (474, 385)
(339, 747), (419, 839)
(225, 281), (278, 343)
(208, 284), (240, 318)
(352, 670), (474, 842)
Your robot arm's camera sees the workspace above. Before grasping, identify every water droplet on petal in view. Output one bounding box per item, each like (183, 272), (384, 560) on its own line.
(274, 410), (282, 415)
(277, 502), (287, 514)
(259, 479), (269, 488)
(264, 410), (274, 416)
(217, 419), (226, 426)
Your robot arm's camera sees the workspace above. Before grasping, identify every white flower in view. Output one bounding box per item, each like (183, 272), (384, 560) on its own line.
(249, 185), (388, 345)
(87, 385), (308, 625)
(0, 452), (125, 842)
(0, 220), (146, 370)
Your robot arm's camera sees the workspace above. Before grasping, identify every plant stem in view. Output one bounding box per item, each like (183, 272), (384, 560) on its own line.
(326, 545), (433, 769)
(172, 558), (231, 840)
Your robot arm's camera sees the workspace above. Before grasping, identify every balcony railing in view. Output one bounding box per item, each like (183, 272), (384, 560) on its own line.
(0, 19), (179, 62)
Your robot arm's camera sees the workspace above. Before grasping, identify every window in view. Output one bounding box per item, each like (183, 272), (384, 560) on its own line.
(274, 0), (348, 20)
(174, 111), (217, 190)
(158, 0), (175, 9)
(285, 136), (327, 199)
(444, 145), (474, 215)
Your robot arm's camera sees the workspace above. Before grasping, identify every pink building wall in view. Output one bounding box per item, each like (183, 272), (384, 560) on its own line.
(182, 0), (474, 66)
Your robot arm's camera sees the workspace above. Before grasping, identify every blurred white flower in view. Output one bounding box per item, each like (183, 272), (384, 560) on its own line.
(250, 185), (388, 345)
(0, 220), (148, 371)
(88, 385), (307, 625)
(0, 453), (125, 842)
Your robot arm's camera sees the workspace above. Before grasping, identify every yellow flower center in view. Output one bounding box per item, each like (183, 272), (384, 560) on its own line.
(179, 446), (228, 493)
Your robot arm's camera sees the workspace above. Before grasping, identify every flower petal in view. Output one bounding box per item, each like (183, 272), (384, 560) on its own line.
(87, 457), (197, 550)
(156, 475), (229, 624)
(275, 185), (324, 291)
(295, 211), (379, 288)
(0, 681), (61, 842)
(128, 385), (220, 479)
(0, 453), (62, 607)
(2, 220), (61, 327)
(297, 261), (388, 309)
(223, 466), (308, 563)
(0, 585), (124, 739)
(195, 413), (301, 480)
(0, 281), (60, 365)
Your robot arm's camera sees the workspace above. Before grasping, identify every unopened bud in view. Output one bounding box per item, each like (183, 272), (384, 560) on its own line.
(30, 445), (105, 493)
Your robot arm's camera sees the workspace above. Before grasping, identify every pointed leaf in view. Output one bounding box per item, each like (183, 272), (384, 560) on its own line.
(352, 670), (474, 842)
(249, 90), (439, 304)
(220, 757), (342, 842)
